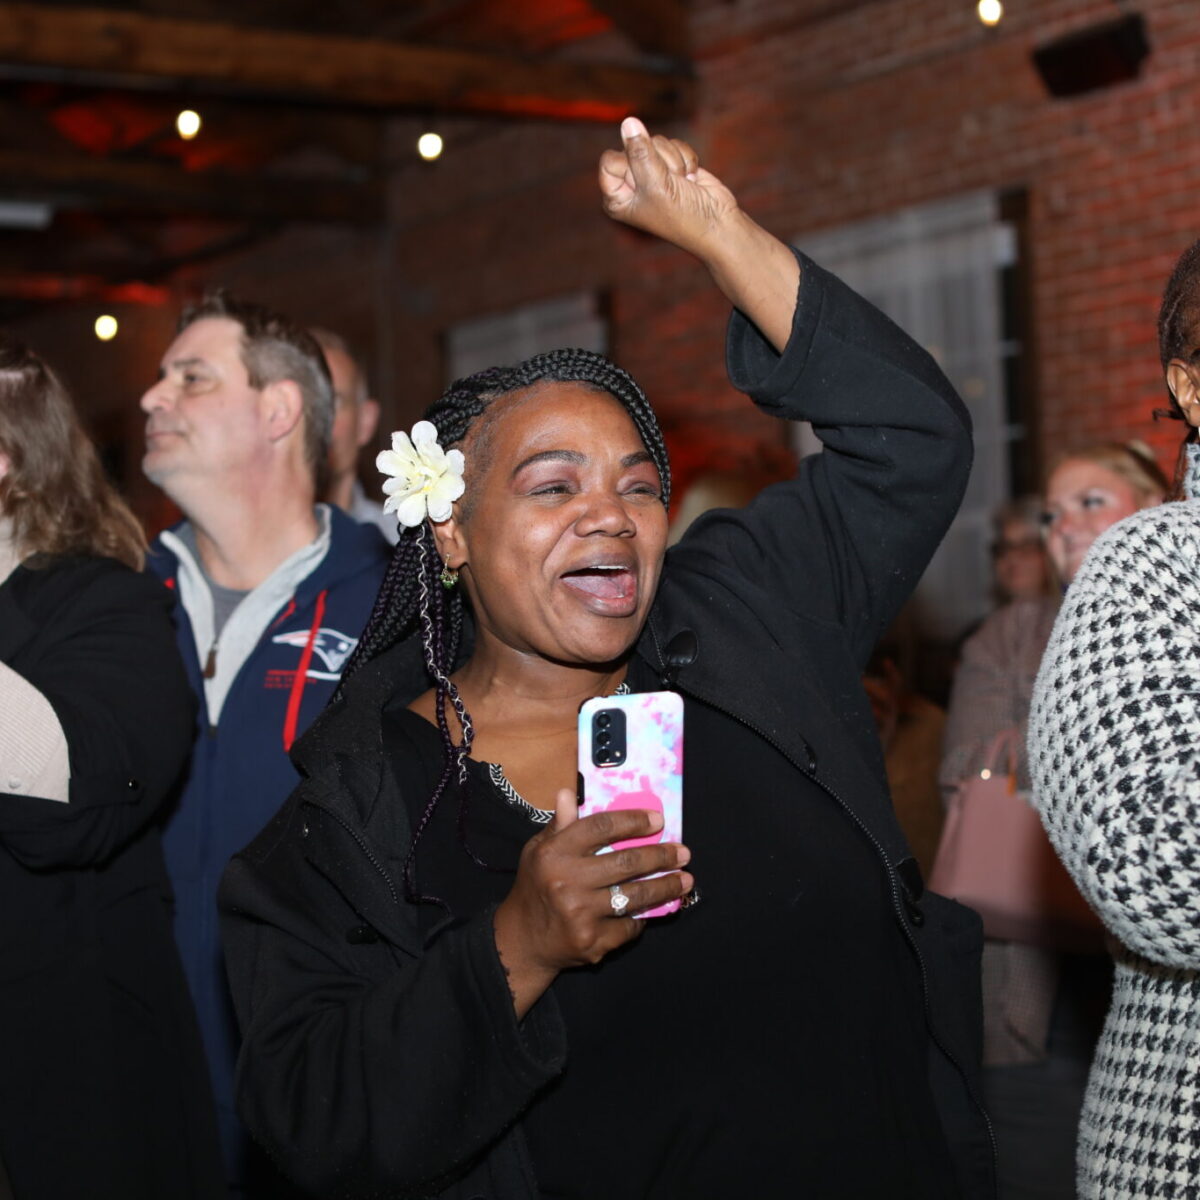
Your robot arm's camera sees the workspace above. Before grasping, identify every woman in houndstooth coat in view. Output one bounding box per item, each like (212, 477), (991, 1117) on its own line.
(1027, 238), (1200, 1198)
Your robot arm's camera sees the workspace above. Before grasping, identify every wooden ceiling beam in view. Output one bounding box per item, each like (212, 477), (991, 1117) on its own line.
(0, 4), (694, 121)
(0, 149), (382, 223)
(588, 0), (689, 60)
(0, 273), (171, 303)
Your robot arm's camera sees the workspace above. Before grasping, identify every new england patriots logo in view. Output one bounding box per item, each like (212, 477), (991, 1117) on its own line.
(272, 627), (359, 679)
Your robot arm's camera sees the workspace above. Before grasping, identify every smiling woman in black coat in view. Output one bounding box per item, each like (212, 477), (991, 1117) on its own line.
(222, 121), (993, 1199)
(0, 339), (224, 1199)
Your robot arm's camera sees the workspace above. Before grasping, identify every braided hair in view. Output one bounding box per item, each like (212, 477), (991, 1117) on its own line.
(1158, 238), (1200, 374)
(338, 347), (671, 898)
(1157, 239), (1200, 494)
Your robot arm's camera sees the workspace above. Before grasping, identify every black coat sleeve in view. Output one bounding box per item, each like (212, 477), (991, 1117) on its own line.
(219, 794), (565, 1199)
(671, 249), (973, 668)
(0, 558), (195, 869)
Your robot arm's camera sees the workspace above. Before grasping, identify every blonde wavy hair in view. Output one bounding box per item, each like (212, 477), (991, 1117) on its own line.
(1045, 441), (1169, 507)
(0, 337), (146, 570)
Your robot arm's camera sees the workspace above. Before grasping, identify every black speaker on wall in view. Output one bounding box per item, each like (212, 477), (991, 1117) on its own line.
(1032, 13), (1150, 98)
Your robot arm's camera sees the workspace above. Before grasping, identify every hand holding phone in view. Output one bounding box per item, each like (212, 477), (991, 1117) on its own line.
(578, 690), (684, 918)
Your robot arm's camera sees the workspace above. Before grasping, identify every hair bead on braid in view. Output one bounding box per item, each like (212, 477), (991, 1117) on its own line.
(339, 348), (671, 900)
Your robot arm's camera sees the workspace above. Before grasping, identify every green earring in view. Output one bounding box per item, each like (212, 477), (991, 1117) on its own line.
(440, 560), (459, 589)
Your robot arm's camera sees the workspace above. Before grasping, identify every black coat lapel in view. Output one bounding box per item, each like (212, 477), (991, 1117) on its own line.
(645, 602), (911, 868)
(298, 757), (424, 958)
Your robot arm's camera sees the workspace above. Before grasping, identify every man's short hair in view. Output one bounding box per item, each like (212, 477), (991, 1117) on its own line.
(179, 291), (334, 483)
(310, 326), (369, 408)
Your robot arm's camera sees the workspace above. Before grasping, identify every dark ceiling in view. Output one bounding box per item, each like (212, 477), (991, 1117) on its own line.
(0, 0), (693, 320)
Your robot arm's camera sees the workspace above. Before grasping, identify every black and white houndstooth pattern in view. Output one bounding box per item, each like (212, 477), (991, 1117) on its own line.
(1028, 452), (1200, 1198)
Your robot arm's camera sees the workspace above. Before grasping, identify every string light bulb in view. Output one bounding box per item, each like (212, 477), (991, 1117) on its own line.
(977, 0), (1003, 25)
(94, 315), (118, 341)
(176, 110), (202, 140)
(417, 131), (444, 161)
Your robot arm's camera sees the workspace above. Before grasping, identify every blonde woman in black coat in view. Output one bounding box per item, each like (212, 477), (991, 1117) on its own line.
(0, 339), (224, 1198)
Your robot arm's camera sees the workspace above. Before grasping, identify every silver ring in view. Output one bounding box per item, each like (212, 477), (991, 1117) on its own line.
(609, 883), (630, 916)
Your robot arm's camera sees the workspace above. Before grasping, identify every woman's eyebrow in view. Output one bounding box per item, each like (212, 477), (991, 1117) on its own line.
(510, 449), (587, 478)
(509, 448), (653, 478)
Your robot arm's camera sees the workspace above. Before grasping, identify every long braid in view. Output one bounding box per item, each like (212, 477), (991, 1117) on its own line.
(399, 525), (478, 900)
(334, 527), (425, 693)
(340, 348), (671, 894)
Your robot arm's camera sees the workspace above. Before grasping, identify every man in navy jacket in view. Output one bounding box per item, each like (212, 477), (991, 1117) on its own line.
(140, 293), (391, 1191)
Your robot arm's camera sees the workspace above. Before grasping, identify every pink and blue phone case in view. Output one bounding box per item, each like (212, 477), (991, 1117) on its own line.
(577, 690), (684, 918)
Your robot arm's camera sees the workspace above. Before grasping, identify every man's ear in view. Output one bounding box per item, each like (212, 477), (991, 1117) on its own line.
(262, 379), (305, 443)
(431, 514), (467, 570)
(355, 397), (381, 450)
(1167, 360), (1200, 429)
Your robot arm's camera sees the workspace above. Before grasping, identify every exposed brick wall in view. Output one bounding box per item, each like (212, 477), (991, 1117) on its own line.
(700, 0), (1200, 473)
(367, 0), (1200, 488)
(13, 0), (1200, 515)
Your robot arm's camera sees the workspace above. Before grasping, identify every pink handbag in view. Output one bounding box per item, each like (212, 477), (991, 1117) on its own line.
(928, 729), (1103, 952)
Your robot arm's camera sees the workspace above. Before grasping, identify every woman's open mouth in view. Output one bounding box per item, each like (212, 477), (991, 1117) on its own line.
(560, 565), (638, 615)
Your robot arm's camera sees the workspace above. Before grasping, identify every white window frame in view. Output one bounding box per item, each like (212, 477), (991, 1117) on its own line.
(446, 291), (606, 383)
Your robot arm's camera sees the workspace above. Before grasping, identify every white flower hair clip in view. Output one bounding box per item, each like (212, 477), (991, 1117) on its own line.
(376, 420), (466, 528)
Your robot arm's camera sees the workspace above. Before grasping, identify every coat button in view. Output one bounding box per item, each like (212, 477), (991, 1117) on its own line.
(301, 821), (310, 838)
(127, 778), (140, 790)
(903, 895), (926, 927)
(801, 740), (817, 773)
(7, 777), (22, 791)
(662, 629), (699, 687)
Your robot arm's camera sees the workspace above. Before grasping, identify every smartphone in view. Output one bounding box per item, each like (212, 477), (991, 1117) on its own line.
(577, 690), (684, 918)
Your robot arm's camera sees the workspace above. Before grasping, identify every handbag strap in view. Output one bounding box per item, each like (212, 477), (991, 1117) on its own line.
(979, 727), (1020, 780)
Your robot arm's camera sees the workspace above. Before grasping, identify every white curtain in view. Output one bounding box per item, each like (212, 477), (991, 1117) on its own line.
(446, 292), (607, 383)
(798, 192), (1017, 640)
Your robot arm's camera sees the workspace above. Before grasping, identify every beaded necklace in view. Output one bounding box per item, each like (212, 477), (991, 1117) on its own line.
(485, 681), (631, 824)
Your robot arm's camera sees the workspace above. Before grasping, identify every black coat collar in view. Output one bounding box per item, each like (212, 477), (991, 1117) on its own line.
(643, 584), (911, 871)
(286, 561), (915, 948)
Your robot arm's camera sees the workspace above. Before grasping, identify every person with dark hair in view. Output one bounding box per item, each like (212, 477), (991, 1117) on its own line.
(220, 119), (993, 1198)
(309, 327), (394, 544)
(0, 337), (224, 1198)
(1029, 238), (1200, 1197)
(140, 293), (390, 1190)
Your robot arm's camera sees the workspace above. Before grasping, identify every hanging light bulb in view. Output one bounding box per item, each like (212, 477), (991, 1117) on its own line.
(94, 315), (118, 341)
(417, 131), (444, 161)
(176, 110), (202, 140)
(977, 0), (1003, 26)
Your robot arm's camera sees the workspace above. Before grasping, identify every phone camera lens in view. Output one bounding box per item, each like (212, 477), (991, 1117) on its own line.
(598, 731), (611, 746)
(597, 712), (612, 729)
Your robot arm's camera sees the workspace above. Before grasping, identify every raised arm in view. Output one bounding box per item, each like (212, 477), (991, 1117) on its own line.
(599, 116), (799, 352)
(601, 120), (972, 665)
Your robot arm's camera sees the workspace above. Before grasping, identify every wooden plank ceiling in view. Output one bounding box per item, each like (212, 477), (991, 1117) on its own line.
(0, 0), (691, 317)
